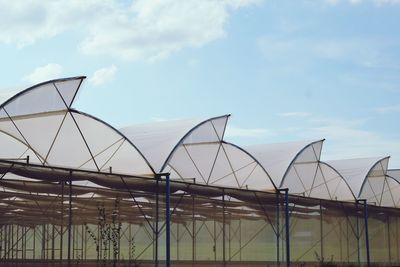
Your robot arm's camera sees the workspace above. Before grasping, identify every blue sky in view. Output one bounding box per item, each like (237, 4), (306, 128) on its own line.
(0, 0), (400, 166)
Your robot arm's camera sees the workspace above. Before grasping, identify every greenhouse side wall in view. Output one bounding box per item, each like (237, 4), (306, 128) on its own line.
(1, 176), (400, 266)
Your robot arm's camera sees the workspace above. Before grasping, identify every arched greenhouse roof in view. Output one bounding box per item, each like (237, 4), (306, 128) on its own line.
(120, 115), (230, 173)
(120, 116), (277, 190)
(244, 140), (323, 188)
(0, 77), (155, 177)
(326, 157), (390, 205)
(244, 140), (355, 201)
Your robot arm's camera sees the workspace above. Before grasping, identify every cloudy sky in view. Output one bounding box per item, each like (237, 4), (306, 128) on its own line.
(1, 0), (400, 166)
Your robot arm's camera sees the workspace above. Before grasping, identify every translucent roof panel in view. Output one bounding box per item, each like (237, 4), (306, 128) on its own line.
(326, 157), (389, 201)
(381, 176), (400, 207)
(0, 77), (84, 119)
(388, 169), (400, 183)
(358, 173), (400, 208)
(165, 142), (275, 191)
(244, 140), (354, 201)
(313, 162), (355, 201)
(120, 115), (230, 173)
(244, 140), (323, 187)
(0, 77), (154, 176)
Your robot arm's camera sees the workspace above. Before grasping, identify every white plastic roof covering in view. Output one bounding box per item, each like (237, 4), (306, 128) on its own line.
(1, 76), (398, 205)
(326, 157), (391, 206)
(245, 140), (355, 201)
(120, 116), (228, 173)
(166, 140), (276, 190)
(388, 169), (400, 183)
(0, 77), (154, 176)
(121, 116), (276, 190)
(382, 169), (400, 207)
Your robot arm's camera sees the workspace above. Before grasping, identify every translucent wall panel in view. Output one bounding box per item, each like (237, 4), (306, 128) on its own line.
(169, 186), (281, 266)
(289, 203), (322, 262)
(388, 216), (400, 264)
(369, 211), (391, 264)
(322, 201), (360, 264)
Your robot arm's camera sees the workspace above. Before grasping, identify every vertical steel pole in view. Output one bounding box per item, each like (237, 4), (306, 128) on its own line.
(228, 215), (231, 260)
(213, 218), (216, 261)
(363, 200), (371, 267)
(276, 191), (280, 266)
(284, 189), (290, 267)
(346, 217), (349, 263)
(68, 172), (72, 267)
(177, 223), (180, 261)
(192, 194), (195, 267)
(60, 181), (64, 265)
(0, 225), (3, 260)
(42, 225), (45, 260)
(155, 175), (159, 267)
(396, 217), (399, 262)
(222, 190), (226, 267)
(33, 226), (36, 260)
(356, 201), (361, 266)
(166, 174), (171, 267)
(320, 200), (324, 263)
(387, 215), (391, 263)
(239, 219), (242, 261)
(51, 224), (55, 260)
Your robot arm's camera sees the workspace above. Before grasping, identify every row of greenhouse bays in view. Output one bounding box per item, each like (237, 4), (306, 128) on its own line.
(1, 189), (400, 265)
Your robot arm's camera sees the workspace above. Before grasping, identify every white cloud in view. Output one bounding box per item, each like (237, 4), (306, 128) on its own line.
(257, 36), (387, 69)
(324, 0), (400, 5)
(281, 116), (400, 167)
(225, 115), (400, 167)
(375, 105), (400, 114)
(278, 112), (311, 117)
(88, 65), (117, 86)
(225, 125), (273, 138)
(0, 0), (259, 61)
(23, 63), (63, 84)
(150, 116), (183, 122)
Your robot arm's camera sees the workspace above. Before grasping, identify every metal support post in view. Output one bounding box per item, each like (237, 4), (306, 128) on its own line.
(68, 172), (73, 267)
(222, 190), (226, 267)
(356, 202), (361, 266)
(320, 200), (324, 262)
(278, 189), (290, 267)
(362, 200), (371, 267)
(165, 173), (171, 267)
(276, 192), (280, 266)
(155, 175), (159, 267)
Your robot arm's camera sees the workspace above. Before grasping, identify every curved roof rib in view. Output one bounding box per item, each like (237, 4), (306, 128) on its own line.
(121, 116), (277, 190)
(381, 174), (400, 208)
(245, 140), (355, 201)
(0, 77), (154, 176)
(388, 169), (400, 183)
(326, 157), (390, 205)
(120, 115), (230, 172)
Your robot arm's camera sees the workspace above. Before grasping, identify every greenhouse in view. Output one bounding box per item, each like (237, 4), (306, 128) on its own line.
(0, 76), (399, 267)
